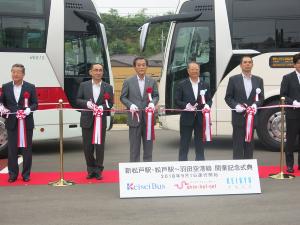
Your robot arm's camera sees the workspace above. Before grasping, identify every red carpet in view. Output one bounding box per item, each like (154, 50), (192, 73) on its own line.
(0, 170), (119, 186)
(0, 166), (298, 186)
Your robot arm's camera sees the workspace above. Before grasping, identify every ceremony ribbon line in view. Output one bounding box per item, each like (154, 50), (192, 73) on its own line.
(2, 103), (300, 146)
(16, 110), (27, 148)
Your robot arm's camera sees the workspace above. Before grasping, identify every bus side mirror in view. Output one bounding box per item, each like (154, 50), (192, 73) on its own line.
(138, 22), (150, 52)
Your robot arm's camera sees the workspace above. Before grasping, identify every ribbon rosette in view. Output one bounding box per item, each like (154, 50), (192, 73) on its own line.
(16, 110), (27, 148)
(202, 107), (212, 142)
(245, 106), (255, 142)
(199, 89), (207, 104)
(23, 91), (30, 108)
(104, 92), (110, 108)
(146, 87), (153, 102)
(255, 88), (261, 101)
(145, 106), (155, 141)
(92, 104), (103, 145)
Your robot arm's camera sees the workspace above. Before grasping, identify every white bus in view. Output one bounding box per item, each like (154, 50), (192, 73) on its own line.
(0, 0), (113, 156)
(139, 0), (300, 150)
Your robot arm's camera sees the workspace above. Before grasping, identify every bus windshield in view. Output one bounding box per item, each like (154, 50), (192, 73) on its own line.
(166, 21), (215, 112)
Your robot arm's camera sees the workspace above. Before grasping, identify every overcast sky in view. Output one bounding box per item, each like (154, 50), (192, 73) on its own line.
(95, 0), (180, 16)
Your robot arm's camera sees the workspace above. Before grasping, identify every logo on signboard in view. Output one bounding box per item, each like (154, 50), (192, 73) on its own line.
(126, 183), (166, 191)
(174, 180), (217, 190)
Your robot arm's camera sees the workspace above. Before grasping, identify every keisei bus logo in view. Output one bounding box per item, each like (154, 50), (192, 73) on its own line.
(127, 183), (166, 191)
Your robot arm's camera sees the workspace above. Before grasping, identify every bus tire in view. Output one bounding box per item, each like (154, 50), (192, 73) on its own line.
(0, 118), (8, 158)
(256, 101), (282, 151)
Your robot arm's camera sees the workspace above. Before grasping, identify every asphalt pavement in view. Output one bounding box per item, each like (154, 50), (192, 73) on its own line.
(1, 128), (299, 225)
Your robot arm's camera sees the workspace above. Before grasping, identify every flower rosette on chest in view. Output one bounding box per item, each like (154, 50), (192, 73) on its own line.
(104, 92), (110, 108)
(255, 88), (261, 102)
(199, 89), (207, 105)
(146, 87), (153, 102)
(23, 91), (30, 108)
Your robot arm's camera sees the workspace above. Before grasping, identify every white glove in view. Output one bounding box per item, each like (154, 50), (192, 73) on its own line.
(130, 104), (138, 112)
(148, 102), (155, 109)
(24, 107), (31, 116)
(0, 104), (10, 116)
(185, 103), (195, 111)
(251, 104), (257, 114)
(293, 100), (300, 107)
(98, 105), (103, 110)
(87, 101), (94, 110)
(235, 104), (245, 113)
(204, 104), (210, 110)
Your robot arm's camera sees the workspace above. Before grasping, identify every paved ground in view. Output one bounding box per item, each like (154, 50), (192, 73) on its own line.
(1, 128), (299, 225)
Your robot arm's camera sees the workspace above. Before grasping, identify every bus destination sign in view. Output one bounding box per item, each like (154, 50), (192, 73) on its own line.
(269, 55), (294, 68)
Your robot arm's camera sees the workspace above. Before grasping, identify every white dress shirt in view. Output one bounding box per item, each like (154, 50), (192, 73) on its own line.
(189, 78), (199, 100)
(13, 81), (23, 103)
(242, 73), (252, 99)
(137, 75), (145, 97)
(296, 70), (300, 84)
(92, 80), (101, 103)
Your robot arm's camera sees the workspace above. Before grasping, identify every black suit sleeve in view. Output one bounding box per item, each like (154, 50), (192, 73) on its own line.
(76, 82), (88, 109)
(175, 81), (187, 109)
(225, 76), (239, 109)
(29, 84), (38, 111)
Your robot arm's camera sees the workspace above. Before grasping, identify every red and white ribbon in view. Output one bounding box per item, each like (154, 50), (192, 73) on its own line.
(202, 108), (212, 142)
(200, 89), (207, 104)
(24, 91), (30, 108)
(245, 106), (255, 142)
(92, 105), (103, 145)
(255, 88), (261, 101)
(145, 107), (155, 141)
(16, 110), (27, 148)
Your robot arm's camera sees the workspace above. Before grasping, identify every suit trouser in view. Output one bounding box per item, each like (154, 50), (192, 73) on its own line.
(232, 125), (254, 159)
(285, 118), (300, 168)
(7, 129), (33, 179)
(129, 122), (153, 162)
(179, 121), (204, 161)
(82, 127), (106, 174)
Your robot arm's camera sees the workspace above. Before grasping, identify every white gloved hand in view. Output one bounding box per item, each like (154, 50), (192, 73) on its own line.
(98, 105), (103, 110)
(185, 103), (195, 111)
(251, 104), (257, 114)
(235, 104), (245, 113)
(293, 100), (300, 107)
(87, 101), (94, 110)
(148, 102), (155, 109)
(130, 104), (138, 112)
(0, 104), (9, 116)
(204, 104), (210, 110)
(24, 107), (31, 116)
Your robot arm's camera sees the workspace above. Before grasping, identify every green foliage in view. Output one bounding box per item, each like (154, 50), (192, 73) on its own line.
(101, 10), (171, 57)
(113, 114), (128, 124)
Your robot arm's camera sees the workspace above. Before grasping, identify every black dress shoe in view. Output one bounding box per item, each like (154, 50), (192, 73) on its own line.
(86, 173), (94, 179)
(94, 173), (103, 180)
(23, 177), (30, 182)
(287, 167), (294, 173)
(8, 177), (17, 183)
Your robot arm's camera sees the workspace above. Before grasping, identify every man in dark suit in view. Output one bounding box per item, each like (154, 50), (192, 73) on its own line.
(280, 53), (300, 173)
(175, 62), (212, 161)
(76, 63), (113, 179)
(0, 64), (38, 182)
(120, 57), (159, 162)
(225, 56), (264, 159)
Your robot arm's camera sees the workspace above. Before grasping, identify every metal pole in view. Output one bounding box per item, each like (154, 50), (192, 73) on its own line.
(269, 97), (294, 179)
(49, 99), (75, 186)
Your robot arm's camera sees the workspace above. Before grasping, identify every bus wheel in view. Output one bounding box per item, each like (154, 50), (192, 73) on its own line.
(0, 118), (8, 158)
(256, 101), (282, 151)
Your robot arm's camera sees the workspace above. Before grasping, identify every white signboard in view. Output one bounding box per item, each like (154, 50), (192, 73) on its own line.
(119, 159), (261, 198)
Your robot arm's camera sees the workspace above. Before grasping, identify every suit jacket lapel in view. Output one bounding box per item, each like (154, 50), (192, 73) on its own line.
(8, 81), (18, 105)
(96, 82), (105, 105)
(143, 76), (150, 100)
(87, 80), (94, 102)
(134, 75), (143, 100)
(239, 74), (248, 100)
(249, 76), (258, 100)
